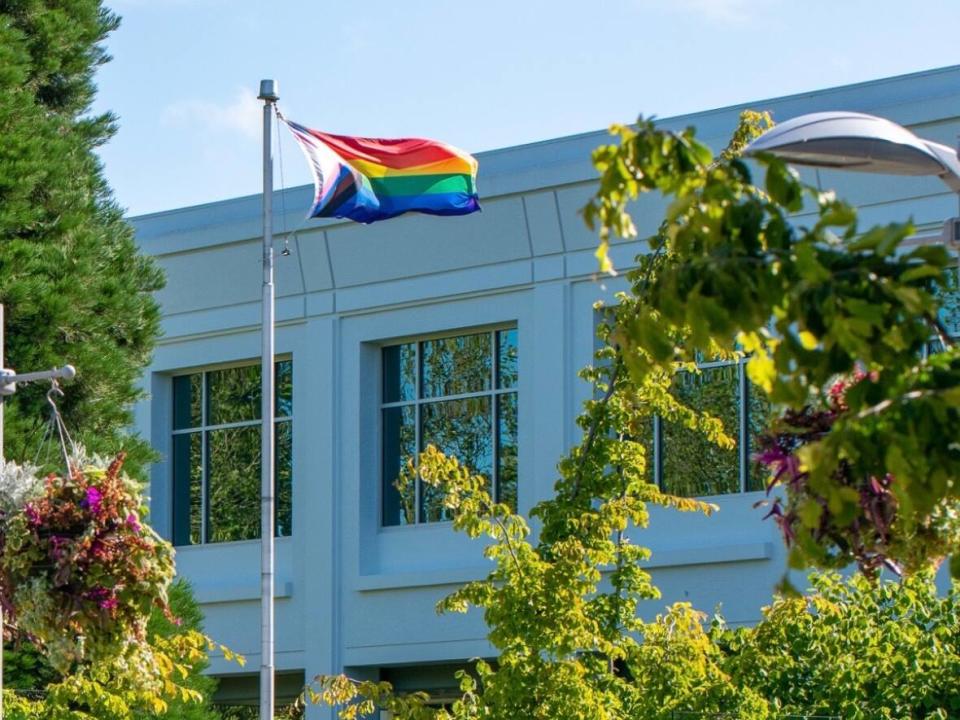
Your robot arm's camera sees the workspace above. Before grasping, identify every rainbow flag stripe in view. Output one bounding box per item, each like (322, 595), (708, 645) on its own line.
(284, 119), (480, 224)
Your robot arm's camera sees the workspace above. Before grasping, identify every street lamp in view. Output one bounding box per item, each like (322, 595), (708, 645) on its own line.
(745, 111), (960, 190)
(744, 110), (960, 242)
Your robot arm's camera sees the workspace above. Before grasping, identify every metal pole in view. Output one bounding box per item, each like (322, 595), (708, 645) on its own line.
(0, 312), (75, 719)
(1, 304), (5, 719)
(258, 79), (278, 720)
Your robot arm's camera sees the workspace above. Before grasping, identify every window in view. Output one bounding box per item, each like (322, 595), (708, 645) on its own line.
(935, 265), (960, 338)
(211, 670), (306, 718)
(171, 360), (293, 545)
(648, 358), (773, 497)
(377, 662), (469, 717)
(381, 328), (517, 526)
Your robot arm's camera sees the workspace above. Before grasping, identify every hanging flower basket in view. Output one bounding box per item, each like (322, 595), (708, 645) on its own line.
(0, 452), (176, 672)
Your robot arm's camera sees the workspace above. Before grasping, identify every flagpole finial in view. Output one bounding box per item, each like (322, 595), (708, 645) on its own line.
(258, 79), (279, 102)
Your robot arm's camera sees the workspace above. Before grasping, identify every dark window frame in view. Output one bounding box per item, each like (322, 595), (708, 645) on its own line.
(380, 327), (518, 527)
(648, 356), (770, 497)
(171, 358), (293, 546)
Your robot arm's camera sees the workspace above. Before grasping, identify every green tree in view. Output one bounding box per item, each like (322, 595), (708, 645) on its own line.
(715, 571), (960, 719)
(584, 112), (960, 577)
(3, 580), (222, 720)
(311, 438), (767, 720)
(145, 580), (222, 720)
(305, 112), (960, 719)
(308, 319), (769, 719)
(0, 0), (163, 475)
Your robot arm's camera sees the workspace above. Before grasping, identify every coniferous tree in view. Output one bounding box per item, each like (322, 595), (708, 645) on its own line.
(0, 0), (163, 474)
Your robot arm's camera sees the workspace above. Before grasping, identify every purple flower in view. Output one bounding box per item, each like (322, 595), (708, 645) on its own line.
(100, 596), (118, 611)
(84, 586), (109, 602)
(49, 535), (70, 558)
(24, 504), (41, 526)
(82, 486), (102, 513)
(125, 512), (141, 533)
(85, 585), (121, 611)
(90, 539), (107, 559)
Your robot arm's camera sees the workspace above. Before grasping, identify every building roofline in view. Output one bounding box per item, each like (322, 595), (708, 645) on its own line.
(130, 64), (960, 243)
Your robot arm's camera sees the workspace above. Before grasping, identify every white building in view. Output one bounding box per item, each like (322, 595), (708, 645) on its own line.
(131, 65), (960, 715)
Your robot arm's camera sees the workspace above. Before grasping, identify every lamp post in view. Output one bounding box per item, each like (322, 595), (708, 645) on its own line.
(744, 110), (960, 245)
(0, 304), (76, 717)
(744, 111), (960, 189)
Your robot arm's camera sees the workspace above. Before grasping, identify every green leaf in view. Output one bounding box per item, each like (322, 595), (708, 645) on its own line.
(795, 243), (831, 284)
(900, 264), (942, 283)
(848, 223), (910, 256)
(817, 199), (857, 228)
(765, 160), (803, 212)
(797, 499), (823, 528)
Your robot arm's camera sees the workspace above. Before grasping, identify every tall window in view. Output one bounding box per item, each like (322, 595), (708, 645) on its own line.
(381, 328), (518, 526)
(646, 358), (773, 497)
(171, 360), (293, 546)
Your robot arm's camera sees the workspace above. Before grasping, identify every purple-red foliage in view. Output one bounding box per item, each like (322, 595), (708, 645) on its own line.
(756, 373), (900, 576)
(0, 453), (176, 661)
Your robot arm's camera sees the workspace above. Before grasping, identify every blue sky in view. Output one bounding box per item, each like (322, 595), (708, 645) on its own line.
(94, 0), (960, 217)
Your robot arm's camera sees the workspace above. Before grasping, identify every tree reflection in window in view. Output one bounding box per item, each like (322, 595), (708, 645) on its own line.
(662, 363), (741, 497)
(382, 329), (517, 526)
(935, 266), (960, 337)
(172, 360), (293, 545)
(656, 358), (773, 497)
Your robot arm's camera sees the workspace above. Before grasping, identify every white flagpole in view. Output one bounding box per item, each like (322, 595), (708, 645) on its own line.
(257, 79), (278, 720)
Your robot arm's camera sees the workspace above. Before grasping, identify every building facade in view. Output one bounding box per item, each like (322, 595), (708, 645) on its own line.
(131, 66), (960, 715)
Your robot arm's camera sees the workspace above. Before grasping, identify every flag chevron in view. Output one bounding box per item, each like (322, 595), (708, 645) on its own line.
(283, 118), (480, 224)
